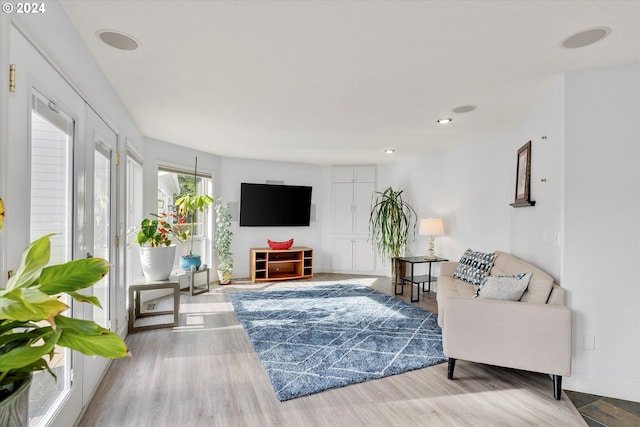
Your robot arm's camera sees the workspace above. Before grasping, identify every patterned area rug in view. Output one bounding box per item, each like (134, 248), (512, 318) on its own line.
(228, 284), (446, 401)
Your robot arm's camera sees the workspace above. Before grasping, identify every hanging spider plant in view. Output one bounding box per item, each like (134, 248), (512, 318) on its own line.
(369, 187), (417, 263)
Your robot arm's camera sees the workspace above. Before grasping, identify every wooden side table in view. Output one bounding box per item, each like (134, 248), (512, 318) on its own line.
(128, 280), (179, 332)
(395, 256), (448, 302)
(177, 268), (210, 295)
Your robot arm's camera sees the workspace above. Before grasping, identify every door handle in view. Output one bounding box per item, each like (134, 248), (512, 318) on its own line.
(86, 252), (93, 258)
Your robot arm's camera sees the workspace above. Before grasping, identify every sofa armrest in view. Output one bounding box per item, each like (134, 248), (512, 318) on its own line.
(547, 284), (566, 305)
(443, 297), (572, 376)
(439, 261), (459, 277)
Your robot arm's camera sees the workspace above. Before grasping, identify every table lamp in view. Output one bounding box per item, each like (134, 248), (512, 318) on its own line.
(419, 218), (444, 260)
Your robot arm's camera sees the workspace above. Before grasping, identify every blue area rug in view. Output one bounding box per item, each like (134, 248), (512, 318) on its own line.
(228, 284), (446, 401)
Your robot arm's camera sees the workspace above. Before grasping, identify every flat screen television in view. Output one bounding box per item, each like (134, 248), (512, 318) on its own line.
(240, 183), (312, 227)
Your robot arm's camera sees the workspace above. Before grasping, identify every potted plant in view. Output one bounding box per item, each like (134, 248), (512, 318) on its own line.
(174, 158), (214, 270)
(214, 202), (233, 284)
(135, 212), (187, 281)
(369, 187), (417, 280)
(0, 198), (129, 426)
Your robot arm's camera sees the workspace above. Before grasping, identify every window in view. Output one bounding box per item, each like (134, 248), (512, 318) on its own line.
(157, 166), (213, 264)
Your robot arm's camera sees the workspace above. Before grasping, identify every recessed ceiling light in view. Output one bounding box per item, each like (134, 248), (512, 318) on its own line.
(452, 105), (476, 114)
(561, 27), (610, 49)
(437, 118), (453, 124)
(97, 30), (139, 51)
(384, 148), (395, 154)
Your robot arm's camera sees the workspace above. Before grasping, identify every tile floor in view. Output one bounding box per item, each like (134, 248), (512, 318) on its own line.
(567, 391), (640, 427)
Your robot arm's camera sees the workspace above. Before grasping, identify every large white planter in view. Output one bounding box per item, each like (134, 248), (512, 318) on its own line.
(139, 245), (176, 281)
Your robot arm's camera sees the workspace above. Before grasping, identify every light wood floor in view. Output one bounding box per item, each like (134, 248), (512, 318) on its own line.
(78, 273), (586, 426)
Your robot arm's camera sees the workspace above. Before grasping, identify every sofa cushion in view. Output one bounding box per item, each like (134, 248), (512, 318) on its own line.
(491, 251), (554, 303)
(475, 272), (532, 301)
(452, 249), (497, 286)
(436, 275), (476, 327)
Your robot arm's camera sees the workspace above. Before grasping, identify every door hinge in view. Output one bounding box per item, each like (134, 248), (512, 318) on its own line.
(116, 151), (121, 166)
(115, 235), (120, 248)
(70, 369), (75, 383)
(9, 64), (16, 93)
(115, 319), (119, 332)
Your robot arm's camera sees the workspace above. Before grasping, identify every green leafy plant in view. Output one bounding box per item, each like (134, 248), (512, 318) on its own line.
(0, 232), (129, 399)
(369, 187), (417, 262)
(174, 158), (214, 257)
(175, 194), (214, 256)
(214, 202), (233, 273)
(135, 212), (187, 247)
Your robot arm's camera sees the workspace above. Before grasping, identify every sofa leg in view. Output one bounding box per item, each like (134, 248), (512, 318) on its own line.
(553, 375), (562, 400)
(447, 358), (456, 380)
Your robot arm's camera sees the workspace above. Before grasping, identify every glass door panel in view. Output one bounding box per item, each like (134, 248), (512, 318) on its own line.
(92, 144), (112, 329)
(82, 107), (118, 407)
(29, 90), (74, 425)
(126, 155), (143, 284)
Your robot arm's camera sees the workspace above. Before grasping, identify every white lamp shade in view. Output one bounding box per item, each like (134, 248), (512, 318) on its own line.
(419, 218), (444, 236)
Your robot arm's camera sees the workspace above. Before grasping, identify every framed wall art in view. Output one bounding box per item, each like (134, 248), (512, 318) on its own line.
(510, 141), (536, 207)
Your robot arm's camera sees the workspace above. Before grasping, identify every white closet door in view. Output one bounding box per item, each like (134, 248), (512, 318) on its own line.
(332, 182), (354, 234)
(353, 182), (374, 235)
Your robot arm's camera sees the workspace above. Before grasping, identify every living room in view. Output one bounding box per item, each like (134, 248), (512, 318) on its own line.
(0, 1), (639, 426)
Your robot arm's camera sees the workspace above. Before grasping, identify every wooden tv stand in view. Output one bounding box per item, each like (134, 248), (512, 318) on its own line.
(250, 246), (313, 283)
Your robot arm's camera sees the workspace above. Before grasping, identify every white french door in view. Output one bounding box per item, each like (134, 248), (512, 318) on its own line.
(6, 22), (120, 427)
(7, 24), (86, 427)
(83, 107), (118, 406)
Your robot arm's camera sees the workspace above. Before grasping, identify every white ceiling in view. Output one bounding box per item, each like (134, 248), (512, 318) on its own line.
(60, 1), (640, 165)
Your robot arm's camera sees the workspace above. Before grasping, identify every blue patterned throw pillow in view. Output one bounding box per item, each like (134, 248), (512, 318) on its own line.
(452, 249), (497, 286)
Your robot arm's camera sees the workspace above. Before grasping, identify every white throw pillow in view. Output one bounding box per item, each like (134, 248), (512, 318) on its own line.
(474, 272), (532, 301)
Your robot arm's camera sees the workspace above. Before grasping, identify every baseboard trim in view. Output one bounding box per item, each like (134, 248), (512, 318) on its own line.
(564, 372), (640, 402)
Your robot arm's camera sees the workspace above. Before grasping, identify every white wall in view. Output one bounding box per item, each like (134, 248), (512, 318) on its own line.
(375, 66), (640, 402)
(509, 77), (564, 281)
(563, 63), (640, 402)
(375, 76), (564, 281)
(374, 139), (511, 277)
(219, 157), (326, 277)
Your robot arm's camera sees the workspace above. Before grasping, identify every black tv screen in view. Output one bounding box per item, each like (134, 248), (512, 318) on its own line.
(240, 183), (312, 227)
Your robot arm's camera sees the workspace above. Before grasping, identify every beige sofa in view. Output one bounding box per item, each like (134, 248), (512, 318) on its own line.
(436, 251), (572, 400)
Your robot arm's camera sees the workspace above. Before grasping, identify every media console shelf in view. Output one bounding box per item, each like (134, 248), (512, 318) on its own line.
(250, 246), (313, 283)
